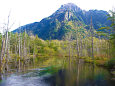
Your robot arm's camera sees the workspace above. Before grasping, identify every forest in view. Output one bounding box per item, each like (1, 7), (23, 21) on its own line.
(0, 8), (115, 86)
(0, 10), (114, 72)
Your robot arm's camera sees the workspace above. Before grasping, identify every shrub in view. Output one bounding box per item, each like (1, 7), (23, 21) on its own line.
(107, 58), (115, 69)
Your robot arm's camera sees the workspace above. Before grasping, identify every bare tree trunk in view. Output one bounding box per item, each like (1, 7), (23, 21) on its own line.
(80, 37), (83, 57)
(83, 39), (86, 56)
(19, 33), (21, 57)
(5, 31), (9, 71)
(1, 35), (6, 73)
(23, 30), (26, 59)
(15, 35), (18, 69)
(91, 36), (94, 60)
(69, 41), (71, 67)
(76, 35), (80, 59)
(108, 40), (111, 58)
(33, 43), (35, 66)
(20, 33), (22, 59)
(1, 12), (13, 73)
(18, 33), (21, 71)
(90, 17), (94, 61)
(75, 25), (80, 60)
(4, 12), (11, 72)
(1, 35), (5, 61)
(99, 36), (102, 57)
(8, 32), (11, 59)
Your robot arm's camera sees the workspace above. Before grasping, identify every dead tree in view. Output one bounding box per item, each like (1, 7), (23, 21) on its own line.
(23, 29), (27, 59)
(90, 16), (94, 62)
(64, 32), (72, 66)
(1, 12), (14, 72)
(18, 33), (21, 71)
(74, 21), (80, 60)
(76, 30), (80, 59)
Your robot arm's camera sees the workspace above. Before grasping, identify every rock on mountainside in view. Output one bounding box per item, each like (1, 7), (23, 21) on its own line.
(13, 3), (110, 40)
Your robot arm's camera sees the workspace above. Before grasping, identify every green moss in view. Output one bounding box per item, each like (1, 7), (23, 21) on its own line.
(84, 57), (93, 63)
(95, 60), (107, 66)
(111, 71), (115, 74)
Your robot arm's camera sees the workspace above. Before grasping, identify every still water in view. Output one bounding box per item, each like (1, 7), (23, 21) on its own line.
(0, 60), (115, 86)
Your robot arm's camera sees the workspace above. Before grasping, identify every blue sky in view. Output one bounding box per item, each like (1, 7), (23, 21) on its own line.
(0, 0), (114, 32)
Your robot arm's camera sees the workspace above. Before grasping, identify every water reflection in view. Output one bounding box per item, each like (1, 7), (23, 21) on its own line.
(43, 61), (114, 86)
(0, 59), (114, 86)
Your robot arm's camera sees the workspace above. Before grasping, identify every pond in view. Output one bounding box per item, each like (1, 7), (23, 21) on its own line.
(0, 59), (115, 86)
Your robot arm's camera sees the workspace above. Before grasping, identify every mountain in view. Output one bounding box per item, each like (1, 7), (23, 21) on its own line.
(13, 3), (110, 40)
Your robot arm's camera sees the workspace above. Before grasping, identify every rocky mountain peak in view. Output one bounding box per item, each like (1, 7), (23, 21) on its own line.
(60, 3), (81, 12)
(13, 3), (110, 40)
(51, 3), (81, 21)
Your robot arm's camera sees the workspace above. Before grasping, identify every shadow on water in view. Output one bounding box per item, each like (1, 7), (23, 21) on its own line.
(0, 58), (115, 86)
(42, 60), (115, 86)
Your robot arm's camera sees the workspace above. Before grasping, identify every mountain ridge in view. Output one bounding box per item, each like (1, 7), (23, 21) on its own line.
(13, 3), (111, 40)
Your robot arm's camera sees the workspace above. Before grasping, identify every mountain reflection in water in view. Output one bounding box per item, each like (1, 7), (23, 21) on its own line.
(0, 60), (115, 86)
